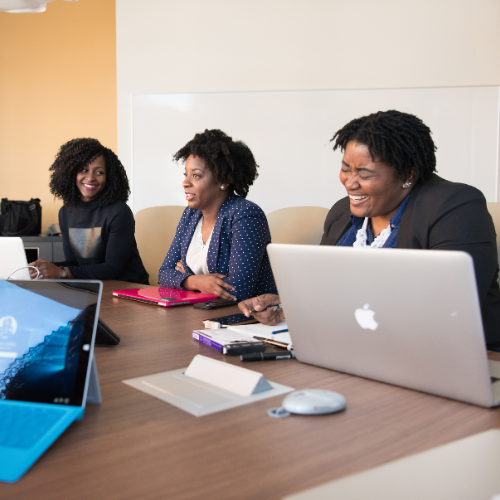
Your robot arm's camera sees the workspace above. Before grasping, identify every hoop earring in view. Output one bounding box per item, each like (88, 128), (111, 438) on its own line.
(402, 182), (412, 189)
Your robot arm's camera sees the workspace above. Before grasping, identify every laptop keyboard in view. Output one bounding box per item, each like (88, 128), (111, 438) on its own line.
(0, 405), (68, 449)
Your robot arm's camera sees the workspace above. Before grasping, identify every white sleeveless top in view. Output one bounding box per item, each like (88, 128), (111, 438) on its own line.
(186, 218), (213, 275)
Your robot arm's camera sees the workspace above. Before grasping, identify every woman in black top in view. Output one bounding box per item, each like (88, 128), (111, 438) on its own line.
(29, 138), (149, 284)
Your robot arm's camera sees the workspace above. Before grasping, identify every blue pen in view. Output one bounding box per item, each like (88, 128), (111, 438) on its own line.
(272, 328), (289, 335)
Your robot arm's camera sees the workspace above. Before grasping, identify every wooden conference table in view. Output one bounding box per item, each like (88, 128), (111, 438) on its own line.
(3, 281), (500, 500)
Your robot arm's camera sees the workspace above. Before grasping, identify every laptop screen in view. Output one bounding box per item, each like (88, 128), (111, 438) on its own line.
(0, 280), (101, 407)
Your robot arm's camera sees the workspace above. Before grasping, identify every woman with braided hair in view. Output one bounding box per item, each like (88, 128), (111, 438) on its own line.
(158, 129), (277, 302)
(29, 138), (149, 284)
(239, 110), (500, 349)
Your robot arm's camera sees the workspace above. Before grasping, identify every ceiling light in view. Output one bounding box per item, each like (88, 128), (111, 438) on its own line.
(0, 0), (77, 13)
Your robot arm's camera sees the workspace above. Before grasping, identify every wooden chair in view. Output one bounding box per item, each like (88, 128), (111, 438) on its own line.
(135, 205), (185, 285)
(266, 206), (329, 245)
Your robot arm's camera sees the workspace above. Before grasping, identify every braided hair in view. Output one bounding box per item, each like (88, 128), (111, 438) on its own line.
(173, 129), (259, 198)
(331, 110), (437, 184)
(49, 138), (130, 207)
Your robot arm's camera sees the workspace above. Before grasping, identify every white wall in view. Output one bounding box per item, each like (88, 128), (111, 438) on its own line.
(132, 87), (500, 214)
(117, 0), (500, 211)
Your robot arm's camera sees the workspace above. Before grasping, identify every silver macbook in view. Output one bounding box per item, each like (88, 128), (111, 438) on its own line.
(267, 244), (500, 407)
(0, 237), (30, 280)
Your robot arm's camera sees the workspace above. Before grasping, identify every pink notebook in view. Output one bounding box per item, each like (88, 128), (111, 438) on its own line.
(112, 287), (218, 307)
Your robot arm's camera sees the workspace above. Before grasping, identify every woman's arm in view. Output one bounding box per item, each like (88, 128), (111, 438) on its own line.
(28, 259), (73, 279)
(238, 294), (284, 325)
(426, 193), (497, 305)
(219, 212), (274, 301)
(182, 274), (236, 300)
(158, 211), (194, 288)
(158, 215), (237, 299)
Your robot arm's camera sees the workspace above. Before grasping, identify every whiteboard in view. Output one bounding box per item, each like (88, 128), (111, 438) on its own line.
(131, 87), (500, 214)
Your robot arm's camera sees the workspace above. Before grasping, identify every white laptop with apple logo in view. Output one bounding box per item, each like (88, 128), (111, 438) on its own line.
(267, 244), (500, 408)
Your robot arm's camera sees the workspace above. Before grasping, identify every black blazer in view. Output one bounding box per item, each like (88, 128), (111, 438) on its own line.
(320, 174), (500, 346)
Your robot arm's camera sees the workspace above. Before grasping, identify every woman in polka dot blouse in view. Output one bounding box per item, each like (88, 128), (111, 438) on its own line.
(158, 129), (277, 302)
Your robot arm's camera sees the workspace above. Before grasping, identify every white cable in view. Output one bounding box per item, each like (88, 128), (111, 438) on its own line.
(7, 265), (41, 280)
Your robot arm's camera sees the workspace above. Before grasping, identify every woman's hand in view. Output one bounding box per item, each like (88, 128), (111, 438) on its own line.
(28, 259), (71, 279)
(175, 261), (186, 274)
(238, 294), (284, 326)
(183, 274), (237, 301)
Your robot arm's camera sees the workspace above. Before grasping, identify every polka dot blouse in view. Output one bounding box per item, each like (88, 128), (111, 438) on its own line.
(158, 194), (277, 301)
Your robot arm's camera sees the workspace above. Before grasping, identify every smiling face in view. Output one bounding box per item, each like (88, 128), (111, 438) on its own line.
(76, 155), (107, 202)
(340, 141), (412, 226)
(182, 155), (228, 213)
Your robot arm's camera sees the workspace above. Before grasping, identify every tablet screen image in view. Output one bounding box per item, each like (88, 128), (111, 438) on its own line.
(0, 280), (99, 406)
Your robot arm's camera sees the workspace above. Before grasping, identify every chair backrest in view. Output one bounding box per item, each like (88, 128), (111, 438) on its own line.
(135, 205), (186, 285)
(487, 202), (500, 272)
(266, 206), (329, 245)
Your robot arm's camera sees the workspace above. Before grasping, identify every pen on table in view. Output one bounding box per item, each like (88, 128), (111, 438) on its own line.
(272, 328), (288, 334)
(248, 303), (282, 315)
(253, 336), (291, 350)
(241, 351), (296, 361)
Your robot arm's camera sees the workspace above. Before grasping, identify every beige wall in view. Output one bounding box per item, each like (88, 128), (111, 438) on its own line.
(0, 0), (116, 231)
(2, 0), (499, 225)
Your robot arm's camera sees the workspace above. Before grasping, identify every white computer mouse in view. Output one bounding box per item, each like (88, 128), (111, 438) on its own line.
(282, 389), (346, 415)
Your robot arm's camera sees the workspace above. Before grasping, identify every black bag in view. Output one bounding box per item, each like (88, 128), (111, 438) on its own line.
(0, 198), (42, 236)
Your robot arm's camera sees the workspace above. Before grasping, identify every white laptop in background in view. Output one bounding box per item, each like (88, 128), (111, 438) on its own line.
(267, 244), (500, 408)
(0, 237), (30, 280)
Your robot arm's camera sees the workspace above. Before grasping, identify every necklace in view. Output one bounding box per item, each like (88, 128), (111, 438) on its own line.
(196, 217), (213, 249)
(353, 217), (392, 248)
(197, 231), (206, 249)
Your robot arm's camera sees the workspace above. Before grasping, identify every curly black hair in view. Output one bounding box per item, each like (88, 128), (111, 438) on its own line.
(331, 110), (437, 184)
(173, 129), (259, 198)
(49, 138), (130, 207)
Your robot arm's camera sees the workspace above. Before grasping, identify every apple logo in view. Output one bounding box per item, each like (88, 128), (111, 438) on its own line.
(354, 304), (378, 330)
